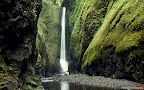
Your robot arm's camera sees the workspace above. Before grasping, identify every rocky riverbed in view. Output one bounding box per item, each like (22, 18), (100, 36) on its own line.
(50, 74), (144, 89)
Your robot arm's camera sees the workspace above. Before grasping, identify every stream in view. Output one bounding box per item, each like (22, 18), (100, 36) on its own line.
(42, 81), (119, 90)
(41, 74), (144, 90)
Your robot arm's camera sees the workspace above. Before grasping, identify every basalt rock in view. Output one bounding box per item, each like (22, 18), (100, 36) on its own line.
(0, 0), (42, 89)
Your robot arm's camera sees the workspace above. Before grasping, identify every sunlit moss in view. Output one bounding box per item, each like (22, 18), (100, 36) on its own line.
(116, 30), (143, 52)
(69, 0), (107, 72)
(82, 0), (144, 69)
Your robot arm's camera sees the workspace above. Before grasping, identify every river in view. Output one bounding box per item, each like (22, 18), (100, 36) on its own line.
(42, 81), (119, 90)
(41, 74), (144, 90)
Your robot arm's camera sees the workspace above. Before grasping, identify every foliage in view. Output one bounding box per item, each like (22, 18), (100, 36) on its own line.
(0, 73), (3, 77)
(26, 85), (34, 90)
(8, 66), (14, 71)
(28, 63), (35, 73)
(42, 0), (63, 6)
(29, 79), (37, 85)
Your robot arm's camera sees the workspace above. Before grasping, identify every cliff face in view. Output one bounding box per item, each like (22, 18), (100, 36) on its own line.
(69, 0), (107, 72)
(36, 0), (63, 76)
(0, 0), (42, 89)
(69, 0), (144, 83)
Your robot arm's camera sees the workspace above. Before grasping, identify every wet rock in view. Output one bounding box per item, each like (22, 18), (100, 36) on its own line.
(53, 74), (144, 89)
(0, 0), (42, 89)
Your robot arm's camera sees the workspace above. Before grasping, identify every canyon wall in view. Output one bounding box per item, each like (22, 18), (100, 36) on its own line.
(69, 0), (144, 83)
(36, 0), (63, 76)
(0, 0), (42, 89)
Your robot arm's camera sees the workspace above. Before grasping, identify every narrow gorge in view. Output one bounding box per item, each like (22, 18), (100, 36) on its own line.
(0, 0), (144, 90)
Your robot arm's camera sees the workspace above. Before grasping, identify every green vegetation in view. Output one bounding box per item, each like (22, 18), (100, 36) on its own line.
(82, 0), (144, 67)
(36, 0), (62, 76)
(42, 0), (63, 6)
(69, 0), (107, 72)
(28, 63), (35, 73)
(26, 85), (34, 90)
(0, 0), (42, 89)
(0, 55), (8, 73)
(69, 0), (144, 83)
(29, 80), (37, 85)
(8, 66), (15, 71)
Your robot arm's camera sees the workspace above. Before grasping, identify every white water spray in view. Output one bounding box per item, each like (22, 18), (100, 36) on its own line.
(60, 7), (69, 74)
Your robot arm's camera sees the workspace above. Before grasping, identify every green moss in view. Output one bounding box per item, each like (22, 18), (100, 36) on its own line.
(37, 5), (60, 64)
(26, 76), (37, 85)
(128, 49), (144, 61)
(37, 54), (41, 63)
(127, 6), (132, 13)
(0, 55), (8, 73)
(116, 30), (144, 52)
(81, 0), (144, 69)
(36, 1), (61, 75)
(26, 85), (34, 90)
(43, 59), (46, 67)
(0, 73), (3, 76)
(69, 0), (107, 72)
(69, 0), (144, 83)
(0, 81), (6, 86)
(82, 0), (126, 67)
(42, 0), (63, 7)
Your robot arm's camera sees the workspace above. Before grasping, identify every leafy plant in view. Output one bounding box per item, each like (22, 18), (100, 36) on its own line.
(8, 66), (14, 71)
(0, 73), (3, 76)
(28, 64), (35, 73)
(26, 85), (34, 90)
(29, 79), (37, 85)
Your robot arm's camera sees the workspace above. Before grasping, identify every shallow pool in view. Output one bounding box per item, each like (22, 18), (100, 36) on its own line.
(42, 81), (120, 90)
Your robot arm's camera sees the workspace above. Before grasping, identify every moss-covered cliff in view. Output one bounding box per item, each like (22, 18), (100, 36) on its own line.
(69, 0), (107, 73)
(36, 0), (63, 76)
(0, 0), (42, 89)
(69, 0), (144, 83)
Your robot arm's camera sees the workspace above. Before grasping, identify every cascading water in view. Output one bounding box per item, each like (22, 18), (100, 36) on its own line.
(60, 7), (69, 75)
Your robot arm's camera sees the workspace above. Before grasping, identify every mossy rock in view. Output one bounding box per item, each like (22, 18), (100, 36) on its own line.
(36, 2), (61, 75)
(69, 0), (107, 72)
(69, 0), (144, 83)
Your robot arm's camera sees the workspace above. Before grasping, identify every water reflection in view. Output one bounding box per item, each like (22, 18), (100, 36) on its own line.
(42, 81), (120, 90)
(60, 81), (69, 90)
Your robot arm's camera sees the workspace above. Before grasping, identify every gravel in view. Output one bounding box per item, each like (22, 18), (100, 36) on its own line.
(52, 74), (144, 89)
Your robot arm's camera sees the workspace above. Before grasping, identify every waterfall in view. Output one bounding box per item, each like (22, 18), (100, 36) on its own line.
(60, 7), (69, 75)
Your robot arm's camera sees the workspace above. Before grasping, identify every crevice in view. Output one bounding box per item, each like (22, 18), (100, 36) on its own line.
(126, 14), (140, 28)
(111, 13), (124, 30)
(109, 1), (127, 25)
